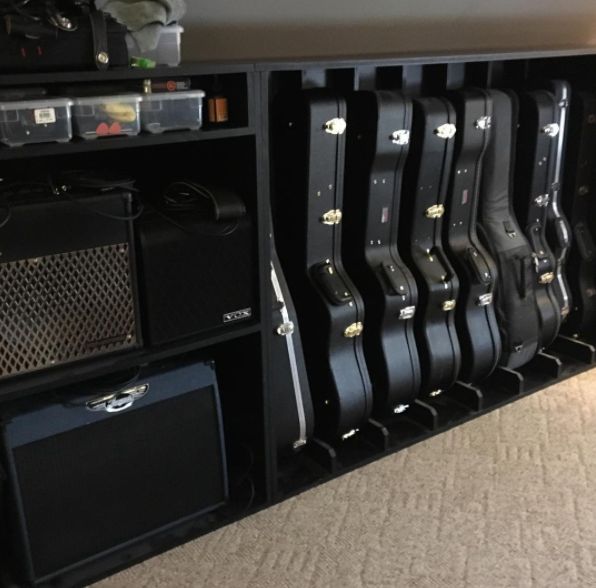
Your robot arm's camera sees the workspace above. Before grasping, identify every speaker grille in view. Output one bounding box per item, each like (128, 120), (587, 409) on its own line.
(0, 243), (138, 378)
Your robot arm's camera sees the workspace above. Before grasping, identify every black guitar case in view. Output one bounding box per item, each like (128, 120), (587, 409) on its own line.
(444, 89), (501, 383)
(478, 90), (541, 369)
(544, 80), (573, 321)
(514, 89), (562, 349)
(399, 97), (461, 397)
(343, 90), (421, 415)
(561, 91), (596, 337)
(272, 90), (373, 439)
(270, 237), (315, 454)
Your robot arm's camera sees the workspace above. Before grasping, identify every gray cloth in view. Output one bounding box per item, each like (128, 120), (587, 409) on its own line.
(95, 0), (186, 52)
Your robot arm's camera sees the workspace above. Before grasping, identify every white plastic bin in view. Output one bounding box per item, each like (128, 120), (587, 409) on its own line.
(140, 90), (205, 134)
(126, 25), (183, 67)
(71, 95), (142, 140)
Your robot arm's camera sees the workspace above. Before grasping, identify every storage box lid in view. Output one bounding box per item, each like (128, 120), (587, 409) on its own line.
(0, 97), (73, 111)
(72, 94), (143, 106)
(142, 90), (206, 102)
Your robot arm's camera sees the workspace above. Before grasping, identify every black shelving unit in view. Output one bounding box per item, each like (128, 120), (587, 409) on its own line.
(1, 47), (596, 587)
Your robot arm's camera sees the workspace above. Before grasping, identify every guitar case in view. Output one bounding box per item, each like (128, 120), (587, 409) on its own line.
(399, 97), (461, 397)
(271, 90), (373, 439)
(561, 91), (596, 337)
(443, 89), (501, 383)
(343, 90), (421, 415)
(270, 236), (315, 454)
(514, 89), (562, 349)
(544, 80), (573, 321)
(478, 90), (541, 369)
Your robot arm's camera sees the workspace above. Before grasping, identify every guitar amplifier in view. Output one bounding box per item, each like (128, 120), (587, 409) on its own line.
(2, 360), (228, 585)
(0, 191), (141, 381)
(136, 186), (256, 346)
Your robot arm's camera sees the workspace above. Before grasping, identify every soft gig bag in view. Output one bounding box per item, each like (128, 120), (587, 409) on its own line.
(343, 90), (421, 415)
(561, 91), (596, 337)
(444, 89), (501, 383)
(544, 81), (573, 321)
(514, 90), (562, 349)
(272, 90), (372, 439)
(270, 238), (315, 453)
(478, 90), (541, 369)
(399, 97), (461, 397)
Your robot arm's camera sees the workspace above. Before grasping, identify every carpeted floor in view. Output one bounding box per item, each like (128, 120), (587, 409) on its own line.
(95, 370), (596, 588)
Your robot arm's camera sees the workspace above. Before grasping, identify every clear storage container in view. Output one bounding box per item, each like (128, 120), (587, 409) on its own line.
(140, 90), (205, 134)
(126, 25), (183, 67)
(71, 95), (142, 140)
(0, 98), (72, 147)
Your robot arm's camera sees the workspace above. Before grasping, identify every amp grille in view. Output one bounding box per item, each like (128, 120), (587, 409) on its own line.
(0, 243), (138, 379)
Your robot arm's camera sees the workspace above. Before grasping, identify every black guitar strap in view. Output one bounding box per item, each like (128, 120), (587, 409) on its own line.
(478, 90), (540, 369)
(444, 89), (501, 383)
(343, 90), (420, 415)
(400, 97), (461, 398)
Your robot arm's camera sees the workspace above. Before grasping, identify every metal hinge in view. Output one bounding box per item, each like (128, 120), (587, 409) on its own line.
(399, 306), (416, 320)
(425, 204), (445, 219)
(534, 194), (550, 207)
(276, 321), (295, 336)
(292, 439), (307, 450)
(321, 209), (343, 225)
(434, 123), (457, 139)
(390, 129), (410, 145)
(538, 272), (555, 284)
(324, 117), (347, 135)
(477, 293), (493, 307)
(541, 123), (560, 137)
(442, 299), (456, 311)
(343, 322), (364, 338)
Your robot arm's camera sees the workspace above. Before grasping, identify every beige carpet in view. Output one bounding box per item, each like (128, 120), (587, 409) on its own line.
(95, 370), (596, 588)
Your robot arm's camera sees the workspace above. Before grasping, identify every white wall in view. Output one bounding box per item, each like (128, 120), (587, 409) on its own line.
(179, 0), (596, 61)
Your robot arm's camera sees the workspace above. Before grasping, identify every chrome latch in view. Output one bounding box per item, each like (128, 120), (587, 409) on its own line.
(276, 321), (295, 336)
(341, 428), (359, 440)
(321, 209), (343, 225)
(429, 389), (443, 397)
(541, 123), (560, 137)
(393, 404), (410, 414)
(539, 272), (555, 284)
(475, 116), (492, 130)
(425, 204), (445, 219)
(399, 306), (416, 320)
(434, 123), (456, 139)
(534, 194), (550, 207)
(292, 439), (307, 450)
(324, 117), (347, 135)
(390, 129), (410, 145)
(343, 322), (364, 338)
(87, 384), (149, 413)
(477, 293), (493, 307)
(442, 299), (456, 311)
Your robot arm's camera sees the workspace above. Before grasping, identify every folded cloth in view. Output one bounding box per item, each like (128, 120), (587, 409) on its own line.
(95, 0), (185, 52)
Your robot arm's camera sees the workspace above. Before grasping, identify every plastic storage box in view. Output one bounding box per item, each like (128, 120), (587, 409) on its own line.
(140, 90), (205, 134)
(0, 98), (72, 147)
(126, 25), (183, 67)
(71, 95), (142, 140)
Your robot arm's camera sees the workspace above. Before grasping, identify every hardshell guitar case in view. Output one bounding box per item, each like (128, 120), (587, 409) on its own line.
(272, 90), (372, 439)
(478, 90), (541, 369)
(561, 91), (596, 337)
(343, 91), (421, 415)
(444, 89), (501, 383)
(270, 236), (315, 453)
(399, 97), (461, 397)
(544, 80), (573, 321)
(514, 89), (562, 349)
